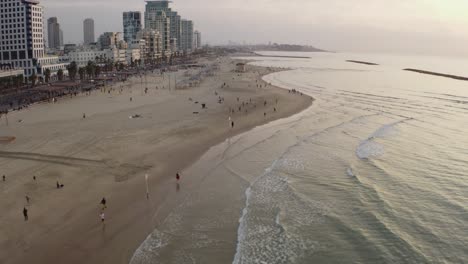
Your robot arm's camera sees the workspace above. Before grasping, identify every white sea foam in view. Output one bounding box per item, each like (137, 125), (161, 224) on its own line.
(356, 140), (385, 159)
(130, 230), (170, 264)
(232, 158), (323, 264)
(356, 119), (407, 159)
(232, 186), (252, 264)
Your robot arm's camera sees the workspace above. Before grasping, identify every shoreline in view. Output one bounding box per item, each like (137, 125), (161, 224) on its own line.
(0, 56), (312, 264)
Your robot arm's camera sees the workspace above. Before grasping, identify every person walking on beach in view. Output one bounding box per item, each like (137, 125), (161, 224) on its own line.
(100, 211), (105, 223)
(2, 175), (5, 182)
(231, 121), (235, 128)
(23, 207), (28, 221)
(176, 172), (181, 181)
(101, 197), (107, 209)
(25, 195), (30, 204)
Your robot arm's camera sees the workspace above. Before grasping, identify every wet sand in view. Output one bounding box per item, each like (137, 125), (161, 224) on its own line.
(0, 57), (312, 264)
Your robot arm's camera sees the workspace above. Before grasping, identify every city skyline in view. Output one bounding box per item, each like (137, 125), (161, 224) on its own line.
(39, 0), (468, 56)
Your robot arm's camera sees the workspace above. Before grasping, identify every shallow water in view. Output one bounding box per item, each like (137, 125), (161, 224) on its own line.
(131, 52), (468, 264)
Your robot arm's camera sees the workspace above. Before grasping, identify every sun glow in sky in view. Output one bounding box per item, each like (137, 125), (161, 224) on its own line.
(42, 0), (468, 56)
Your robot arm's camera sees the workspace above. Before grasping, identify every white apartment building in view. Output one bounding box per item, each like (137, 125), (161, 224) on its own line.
(129, 38), (147, 64)
(193, 30), (201, 49)
(145, 8), (171, 55)
(144, 1), (181, 52)
(109, 48), (126, 64)
(0, 0), (67, 77)
(37, 56), (68, 77)
(65, 48), (127, 67)
(125, 48), (140, 65)
(65, 49), (109, 67)
(136, 29), (162, 62)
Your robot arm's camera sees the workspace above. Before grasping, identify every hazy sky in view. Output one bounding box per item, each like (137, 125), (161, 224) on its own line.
(41, 0), (468, 56)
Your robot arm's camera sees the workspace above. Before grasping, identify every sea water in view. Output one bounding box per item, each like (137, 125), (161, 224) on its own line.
(131, 52), (468, 263)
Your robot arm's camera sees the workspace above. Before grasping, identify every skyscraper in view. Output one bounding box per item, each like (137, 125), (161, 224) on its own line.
(0, 0), (67, 77)
(0, 0), (45, 76)
(83, 18), (95, 45)
(145, 8), (171, 54)
(47, 17), (61, 50)
(59, 29), (64, 47)
(194, 30), (202, 49)
(123, 12), (142, 43)
(180, 20), (194, 52)
(145, 1), (181, 53)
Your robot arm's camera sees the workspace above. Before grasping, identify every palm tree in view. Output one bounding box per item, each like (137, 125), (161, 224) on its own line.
(57, 69), (64, 81)
(95, 65), (101, 77)
(29, 73), (37, 87)
(86, 61), (95, 79)
(106, 61), (112, 72)
(67, 61), (78, 80)
(44, 69), (51, 83)
(118, 63), (125, 71)
(78, 67), (85, 81)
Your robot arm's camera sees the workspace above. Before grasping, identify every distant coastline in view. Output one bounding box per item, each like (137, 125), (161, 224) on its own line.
(255, 53), (311, 59)
(225, 43), (327, 54)
(404, 69), (468, 81)
(255, 44), (326, 53)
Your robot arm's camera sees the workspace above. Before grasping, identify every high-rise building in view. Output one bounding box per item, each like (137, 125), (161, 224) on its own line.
(47, 17), (61, 49)
(83, 18), (95, 45)
(145, 1), (181, 53)
(0, 0), (68, 77)
(136, 29), (162, 62)
(180, 20), (194, 52)
(193, 30), (202, 49)
(0, 0), (45, 76)
(145, 9), (171, 54)
(59, 29), (64, 47)
(98, 32), (123, 50)
(123, 11), (142, 43)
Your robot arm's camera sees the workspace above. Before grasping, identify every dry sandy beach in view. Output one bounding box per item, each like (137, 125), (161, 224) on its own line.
(0, 57), (312, 264)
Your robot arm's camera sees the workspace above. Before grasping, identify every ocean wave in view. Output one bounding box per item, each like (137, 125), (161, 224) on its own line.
(356, 119), (409, 159)
(356, 140), (385, 159)
(233, 158), (326, 264)
(130, 230), (170, 264)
